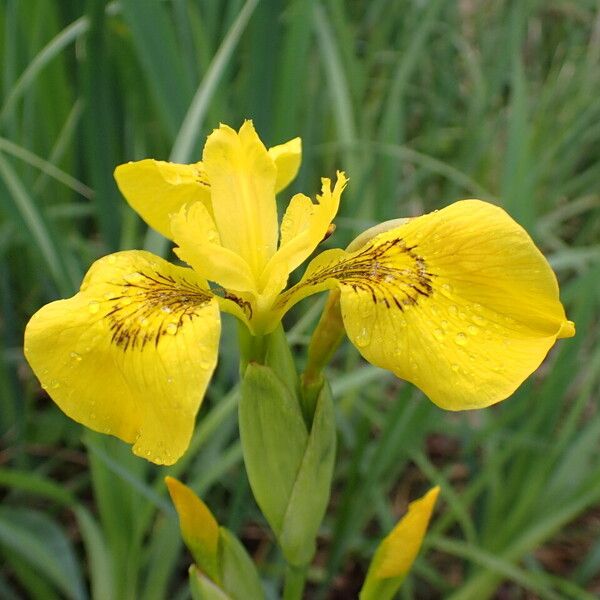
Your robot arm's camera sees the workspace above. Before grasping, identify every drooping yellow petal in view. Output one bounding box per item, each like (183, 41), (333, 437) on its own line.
(268, 137), (301, 192)
(165, 477), (220, 582)
(24, 251), (220, 465)
(360, 487), (439, 600)
(170, 201), (258, 294)
(203, 121), (278, 278)
(260, 173), (347, 297)
(114, 159), (211, 239)
(280, 200), (574, 410)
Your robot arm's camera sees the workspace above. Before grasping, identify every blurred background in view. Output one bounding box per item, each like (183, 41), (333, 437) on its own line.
(1, 1), (599, 598)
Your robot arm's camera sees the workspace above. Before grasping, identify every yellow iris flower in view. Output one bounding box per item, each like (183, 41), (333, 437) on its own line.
(24, 120), (574, 465)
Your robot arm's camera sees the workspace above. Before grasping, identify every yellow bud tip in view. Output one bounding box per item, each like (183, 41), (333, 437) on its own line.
(558, 320), (576, 339)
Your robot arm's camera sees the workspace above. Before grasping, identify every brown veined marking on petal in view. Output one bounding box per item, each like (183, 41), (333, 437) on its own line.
(282, 237), (436, 310)
(207, 284), (254, 320)
(194, 165), (211, 189)
(102, 270), (213, 351)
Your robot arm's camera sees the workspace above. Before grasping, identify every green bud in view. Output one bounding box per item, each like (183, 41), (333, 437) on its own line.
(240, 363), (336, 566)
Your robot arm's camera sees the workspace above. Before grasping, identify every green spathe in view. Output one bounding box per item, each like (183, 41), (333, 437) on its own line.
(239, 362), (336, 566)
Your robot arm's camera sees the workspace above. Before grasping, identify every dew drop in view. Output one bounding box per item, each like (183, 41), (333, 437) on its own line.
(354, 327), (372, 347)
(410, 360), (418, 371)
(433, 328), (444, 341)
(104, 291), (116, 300)
(121, 297), (133, 306)
(139, 317), (148, 326)
(451, 364), (460, 372)
(199, 358), (211, 370)
(166, 323), (178, 335)
(41, 383), (48, 390)
(442, 283), (452, 294)
(166, 376), (174, 384)
(161, 306), (173, 314)
(90, 413), (96, 420)
(207, 230), (219, 243)
(473, 314), (486, 326)
(441, 320), (449, 330)
(449, 305), (458, 317)
(455, 332), (467, 345)
(398, 318), (407, 328)
(70, 351), (82, 362)
(473, 303), (483, 312)
(467, 325), (479, 335)
(458, 311), (467, 320)
(88, 300), (100, 314)
(51, 380), (60, 389)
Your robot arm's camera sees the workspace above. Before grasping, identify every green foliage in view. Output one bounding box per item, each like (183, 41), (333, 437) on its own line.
(1, 0), (599, 598)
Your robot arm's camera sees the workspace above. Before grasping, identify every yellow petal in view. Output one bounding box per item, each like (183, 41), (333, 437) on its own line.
(24, 251), (220, 465)
(203, 120), (278, 278)
(280, 200), (574, 410)
(260, 173), (347, 296)
(268, 137), (301, 192)
(170, 201), (258, 294)
(375, 487), (439, 578)
(165, 477), (220, 581)
(114, 159), (211, 239)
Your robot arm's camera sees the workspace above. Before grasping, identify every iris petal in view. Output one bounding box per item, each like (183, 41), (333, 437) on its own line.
(114, 159), (211, 239)
(280, 200), (574, 409)
(24, 251), (220, 464)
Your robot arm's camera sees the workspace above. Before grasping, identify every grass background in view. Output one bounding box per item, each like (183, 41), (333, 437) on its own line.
(1, 0), (599, 598)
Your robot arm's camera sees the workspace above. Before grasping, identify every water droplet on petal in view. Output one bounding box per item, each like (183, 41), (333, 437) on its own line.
(166, 376), (174, 384)
(51, 380), (60, 389)
(139, 317), (148, 326)
(107, 255), (117, 264)
(90, 412), (96, 420)
(451, 364), (460, 372)
(88, 300), (100, 314)
(449, 305), (458, 317)
(467, 325), (479, 335)
(161, 306), (172, 314)
(434, 329), (444, 341)
(442, 283), (452, 294)
(410, 360), (418, 371)
(473, 314), (486, 326)
(166, 323), (178, 335)
(455, 332), (467, 345)
(70, 352), (82, 362)
(354, 327), (372, 347)
(441, 320), (449, 330)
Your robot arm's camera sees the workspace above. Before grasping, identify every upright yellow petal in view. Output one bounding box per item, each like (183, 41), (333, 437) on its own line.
(280, 200), (574, 410)
(260, 173), (347, 296)
(170, 201), (258, 294)
(360, 487), (439, 600)
(268, 137), (301, 192)
(165, 477), (220, 582)
(114, 159), (211, 239)
(203, 121), (278, 277)
(24, 251), (220, 465)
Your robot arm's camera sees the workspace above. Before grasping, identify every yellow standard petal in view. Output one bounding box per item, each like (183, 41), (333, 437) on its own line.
(268, 137), (302, 192)
(279, 200), (574, 410)
(24, 251), (220, 465)
(165, 476), (220, 582)
(114, 159), (211, 239)
(360, 487), (439, 600)
(203, 121), (278, 278)
(260, 172), (347, 297)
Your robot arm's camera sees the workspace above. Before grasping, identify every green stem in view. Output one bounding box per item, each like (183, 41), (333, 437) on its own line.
(283, 564), (307, 600)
